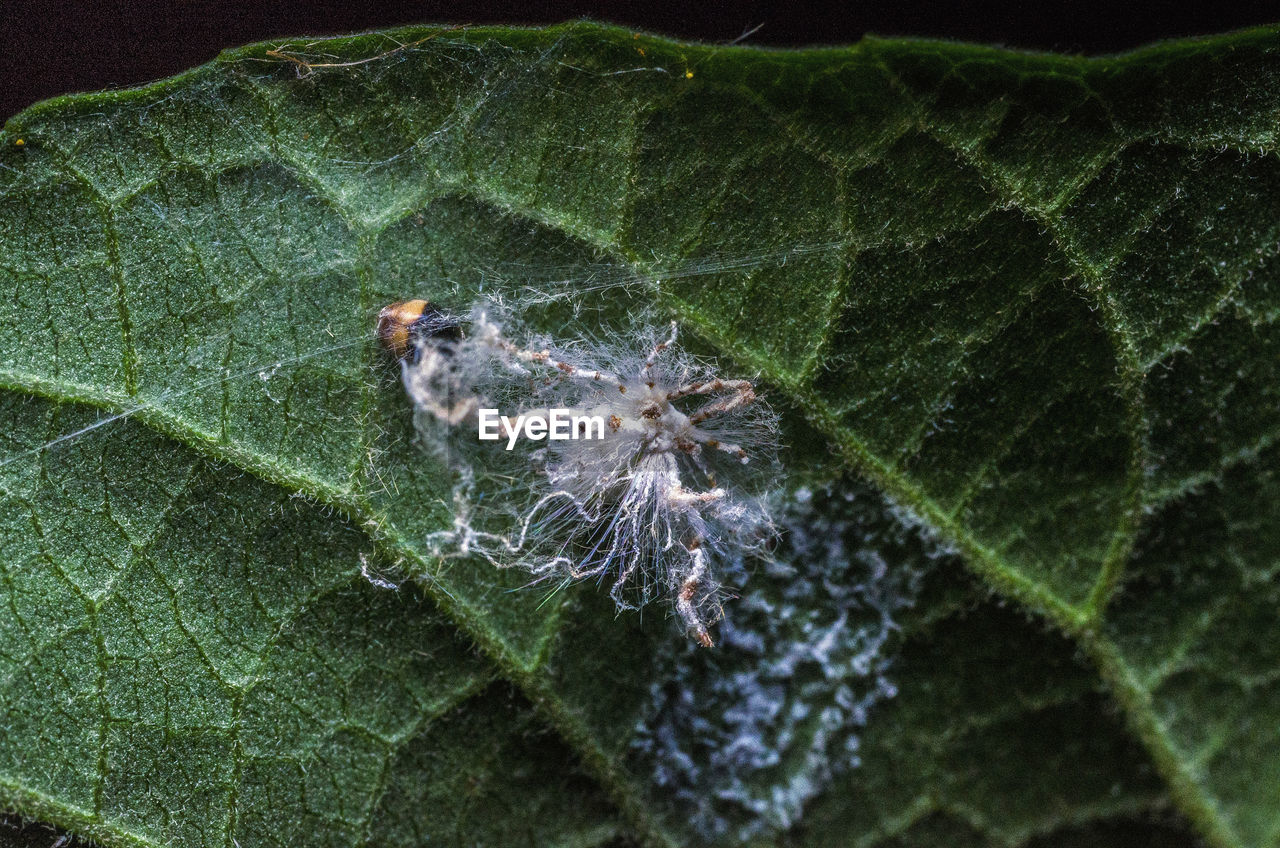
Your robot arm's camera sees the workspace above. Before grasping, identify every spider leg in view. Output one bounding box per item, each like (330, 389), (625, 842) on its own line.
(678, 437), (720, 486)
(641, 321), (679, 383)
(690, 429), (750, 463)
(666, 377), (755, 403)
(487, 335), (629, 392)
(688, 383), (756, 425)
(611, 558), (639, 600)
(667, 483), (726, 507)
(677, 542), (715, 648)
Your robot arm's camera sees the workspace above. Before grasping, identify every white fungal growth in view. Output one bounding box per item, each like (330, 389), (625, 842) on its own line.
(398, 300), (780, 646)
(631, 479), (945, 841)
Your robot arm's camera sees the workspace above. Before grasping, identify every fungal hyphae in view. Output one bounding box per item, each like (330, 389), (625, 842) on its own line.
(379, 298), (781, 646)
(631, 479), (944, 841)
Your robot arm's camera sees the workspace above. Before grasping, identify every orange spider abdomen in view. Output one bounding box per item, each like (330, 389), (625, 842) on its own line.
(377, 299), (462, 360)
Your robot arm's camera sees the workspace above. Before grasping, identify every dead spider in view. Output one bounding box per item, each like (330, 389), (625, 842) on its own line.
(381, 299), (780, 646)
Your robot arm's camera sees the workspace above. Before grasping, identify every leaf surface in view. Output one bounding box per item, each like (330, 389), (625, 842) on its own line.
(1, 21), (1276, 847)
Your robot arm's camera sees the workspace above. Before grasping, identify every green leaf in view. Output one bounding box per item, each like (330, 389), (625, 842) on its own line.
(0, 20), (1274, 848)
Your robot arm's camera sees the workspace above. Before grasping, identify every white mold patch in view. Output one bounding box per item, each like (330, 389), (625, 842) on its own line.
(630, 479), (953, 840)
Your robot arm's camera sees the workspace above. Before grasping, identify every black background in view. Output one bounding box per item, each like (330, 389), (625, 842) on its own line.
(3, 0), (1280, 120)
